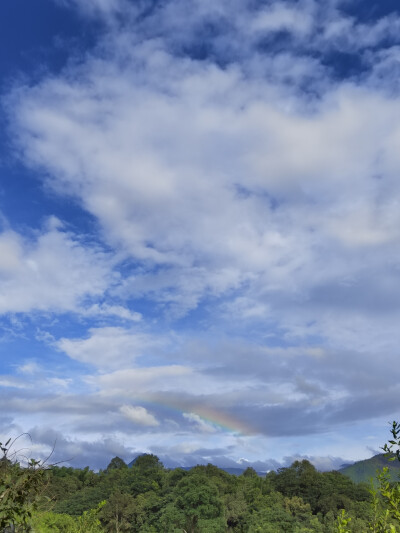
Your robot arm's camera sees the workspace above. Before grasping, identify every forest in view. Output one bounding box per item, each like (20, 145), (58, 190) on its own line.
(2, 426), (400, 533)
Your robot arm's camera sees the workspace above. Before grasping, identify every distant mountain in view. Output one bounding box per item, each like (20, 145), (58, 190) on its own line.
(181, 466), (266, 476)
(127, 455), (264, 476)
(128, 452), (400, 482)
(339, 454), (400, 485)
(127, 455), (144, 468)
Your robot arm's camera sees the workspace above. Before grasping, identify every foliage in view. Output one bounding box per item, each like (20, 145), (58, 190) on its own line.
(4, 439), (394, 533)
(340, 454), (400, 486)
(0, 436), (49, 532)
(376, 467), (400, 524)
(31, 501), (105, 533)
(42, 454), (377, 532)
(335, 509), (351, 533)
(368, 481), (397, 533)
(31, 511), (78, 532)
(334, 420), (400, 533)
(105, 457), (128, 473)
(382, 422), (400, 463)
(75, 500), (105, 532)
(100, 491), (135, 532)
(365, 420), (400, 532)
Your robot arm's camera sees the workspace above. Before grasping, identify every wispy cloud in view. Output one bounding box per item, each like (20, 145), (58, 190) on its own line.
(2, 0), (400, 469)
(56, 326), (166, 368)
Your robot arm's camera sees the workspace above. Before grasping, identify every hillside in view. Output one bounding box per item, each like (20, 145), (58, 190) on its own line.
(340, 453), (400, 484)
(128, 455), (265, 476)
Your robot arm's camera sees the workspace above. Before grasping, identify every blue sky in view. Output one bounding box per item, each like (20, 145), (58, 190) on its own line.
(1, 0), (400, 471)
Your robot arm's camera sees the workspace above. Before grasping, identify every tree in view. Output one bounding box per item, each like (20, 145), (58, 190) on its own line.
(100, 491), (135, 533)
(129, 454), (165, 496)
(105, 457), (128, 474)
(223, 490), (248, 531)
(131, 454), (163, 473)
(335, 421), (400, 533)
(366, 421), (400, 532)
(0, 436), (49, 532)
(31, 511), (77, 532)
(247, 491), (295, 533)
(75, 501), (105, 533)
(382, 422), (400, 462)
(165, 473), (225, 533)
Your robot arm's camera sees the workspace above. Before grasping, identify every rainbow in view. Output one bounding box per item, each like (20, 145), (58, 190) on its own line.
(136, 395), (255, 435)
(190, 404), (254, 435)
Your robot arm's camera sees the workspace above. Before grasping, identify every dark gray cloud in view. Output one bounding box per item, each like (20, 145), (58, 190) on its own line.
(27, 426), (134, 470)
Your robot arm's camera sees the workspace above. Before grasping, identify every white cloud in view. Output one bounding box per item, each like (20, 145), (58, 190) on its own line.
(252, 3), (314, 37)
(4, 0), (400, 469)
(8, 10), (400, 357)
(0, 231), (24, 273)
(83, 303), (142, 322)
(56, 326), (163, 368)
(0, 376), (28, 389)
(183, 412), (217, 434)
(53, 0), (127, 18)
(321, 12), (400, 51)
(120, 404), (159, 427)
(89, 365), (195, 396)
(8, 48), (391, 322)
(16, 362), (41, 375)
(0, 222), (113, 315)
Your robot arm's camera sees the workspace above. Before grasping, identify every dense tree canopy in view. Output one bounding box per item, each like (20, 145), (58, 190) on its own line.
(2, 453), (373, 532)
(3, 439), (400, 532)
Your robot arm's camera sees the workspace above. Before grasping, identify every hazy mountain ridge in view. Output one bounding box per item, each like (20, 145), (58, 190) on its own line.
(128, 455), (265, 476)
(339, 453), (400, 484)
(129, 452), (400, 482)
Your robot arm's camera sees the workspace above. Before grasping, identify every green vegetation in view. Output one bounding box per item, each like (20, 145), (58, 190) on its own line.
(0, 437), (49, 532)
(339, 455), (400, 485)
(1, 450), (373, 532)
(3, 422), (400, 532)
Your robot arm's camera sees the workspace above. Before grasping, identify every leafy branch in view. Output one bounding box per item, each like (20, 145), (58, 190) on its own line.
(0, 435), (53, 532)
(382, 421), (400, 462)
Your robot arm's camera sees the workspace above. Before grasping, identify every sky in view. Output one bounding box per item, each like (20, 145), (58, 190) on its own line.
(1, 0), (400, 472)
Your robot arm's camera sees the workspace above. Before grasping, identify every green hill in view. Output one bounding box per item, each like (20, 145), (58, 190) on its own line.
(340, 454), (400, 485)
(128, 455), (265, 476)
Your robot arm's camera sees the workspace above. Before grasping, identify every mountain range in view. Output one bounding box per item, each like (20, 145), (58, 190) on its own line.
(339, 454), (400, 485)
(128, 452), (400, 483)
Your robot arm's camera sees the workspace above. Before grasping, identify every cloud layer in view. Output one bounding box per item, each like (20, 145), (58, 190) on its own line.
(2, 0), (400, 469)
